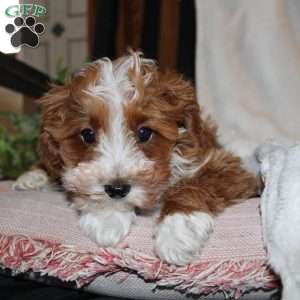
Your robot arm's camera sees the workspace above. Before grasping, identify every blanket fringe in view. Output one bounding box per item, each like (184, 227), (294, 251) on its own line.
(0, 234), (278, 299)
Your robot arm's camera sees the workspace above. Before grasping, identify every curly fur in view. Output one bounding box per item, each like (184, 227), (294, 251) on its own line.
(17, 52), (258, 265)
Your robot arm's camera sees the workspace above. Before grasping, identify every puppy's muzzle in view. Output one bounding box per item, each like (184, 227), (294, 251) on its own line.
(104, 183), (131, 199)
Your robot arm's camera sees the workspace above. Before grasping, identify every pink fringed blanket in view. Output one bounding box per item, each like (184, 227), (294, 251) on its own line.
(0, 181), (278, 298)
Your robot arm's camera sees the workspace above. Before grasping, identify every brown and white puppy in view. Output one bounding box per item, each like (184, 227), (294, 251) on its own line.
(14, 52), (258, 265)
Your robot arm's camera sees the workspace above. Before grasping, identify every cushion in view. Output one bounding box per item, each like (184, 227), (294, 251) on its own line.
(0, 181), (279, 299)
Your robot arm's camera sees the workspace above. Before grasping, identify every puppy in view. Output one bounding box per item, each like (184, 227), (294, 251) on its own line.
(14, 52), (258, 265)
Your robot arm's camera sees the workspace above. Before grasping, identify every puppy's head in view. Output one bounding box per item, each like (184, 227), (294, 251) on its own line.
(39, 52), (217, 210)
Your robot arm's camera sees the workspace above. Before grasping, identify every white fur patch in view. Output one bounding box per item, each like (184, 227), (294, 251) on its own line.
(87, 54), (155, 106)
(125, 185), (147, 208)
(90, 54), (154, 180)
(79, 209), (136, 247)
(170, 152), (212, 184)
(154, 212), (214, 265)
(13, 169), (49, 191)
(94, 105), (153, 182)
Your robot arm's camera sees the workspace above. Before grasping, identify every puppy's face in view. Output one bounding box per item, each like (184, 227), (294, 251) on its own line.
(39, 53), (211, 210)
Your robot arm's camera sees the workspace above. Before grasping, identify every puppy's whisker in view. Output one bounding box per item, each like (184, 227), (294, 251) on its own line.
(77, 192), (106, 198)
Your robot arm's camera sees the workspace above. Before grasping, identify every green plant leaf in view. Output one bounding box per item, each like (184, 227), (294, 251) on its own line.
(0, 111), (39, 179)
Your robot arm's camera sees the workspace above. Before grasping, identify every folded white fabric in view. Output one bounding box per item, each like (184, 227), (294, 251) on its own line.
(256, 141), (300, 300)
(195, 0), (300, 160)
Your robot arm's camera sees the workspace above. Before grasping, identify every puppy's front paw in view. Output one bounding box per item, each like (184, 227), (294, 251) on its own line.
(12, 169), (49, 191)
(154, 212), (214, 265)
(79, 210), (135, 247)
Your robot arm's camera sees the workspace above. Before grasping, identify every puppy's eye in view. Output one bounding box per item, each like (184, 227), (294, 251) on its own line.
(137, 127), (153, 143)
(80, 128), (96, 144)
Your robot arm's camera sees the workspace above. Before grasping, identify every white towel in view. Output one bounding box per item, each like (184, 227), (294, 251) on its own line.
(195, 0), (300, 159)
(257, 141), (300, 300)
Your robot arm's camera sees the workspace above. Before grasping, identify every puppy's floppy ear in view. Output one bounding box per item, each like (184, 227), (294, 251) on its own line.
(157, 72), (219, 153)
(38, 85), (71, 179)
(38, 63), (101, 179)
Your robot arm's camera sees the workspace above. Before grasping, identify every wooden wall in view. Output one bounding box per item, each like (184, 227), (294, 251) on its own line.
(88, 0), (195, 80)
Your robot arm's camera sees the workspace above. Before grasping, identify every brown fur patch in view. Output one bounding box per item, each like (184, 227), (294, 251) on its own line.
(38, 67), (108, 178)
(160, 149), (259, 219)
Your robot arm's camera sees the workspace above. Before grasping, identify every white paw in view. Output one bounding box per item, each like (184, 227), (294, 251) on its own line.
(154, 212), (214, 265)
(12, 169), (49, 191)
(79, 210), (135, 247)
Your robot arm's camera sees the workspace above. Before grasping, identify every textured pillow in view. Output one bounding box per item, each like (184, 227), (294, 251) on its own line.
(0, 181), (278, 298)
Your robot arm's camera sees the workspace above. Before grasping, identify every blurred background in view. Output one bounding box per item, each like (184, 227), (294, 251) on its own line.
(0, 0), (195, 179)
(0, 0), (195, 114)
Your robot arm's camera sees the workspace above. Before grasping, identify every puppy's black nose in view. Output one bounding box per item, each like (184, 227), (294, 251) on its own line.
(104, 183), (131, 199)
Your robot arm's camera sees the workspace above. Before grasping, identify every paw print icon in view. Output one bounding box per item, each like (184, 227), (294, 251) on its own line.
(5, 16), (45, 48)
